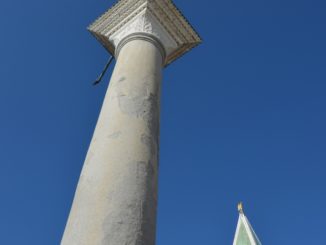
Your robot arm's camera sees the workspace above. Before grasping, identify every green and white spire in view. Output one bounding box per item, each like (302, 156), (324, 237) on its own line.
(233, 203), (262, 245)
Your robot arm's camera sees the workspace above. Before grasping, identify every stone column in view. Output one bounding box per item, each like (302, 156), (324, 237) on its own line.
(62, 35), (163, 245)
(62, 1), (201, 245)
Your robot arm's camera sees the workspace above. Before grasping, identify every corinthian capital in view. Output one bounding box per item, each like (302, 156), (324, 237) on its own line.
(88, 0), (201, 66)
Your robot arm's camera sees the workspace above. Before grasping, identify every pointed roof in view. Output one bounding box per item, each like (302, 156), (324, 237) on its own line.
(233, 203), (262, 245)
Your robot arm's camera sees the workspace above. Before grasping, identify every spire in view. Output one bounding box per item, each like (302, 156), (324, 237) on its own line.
(233, 203), (262, 245)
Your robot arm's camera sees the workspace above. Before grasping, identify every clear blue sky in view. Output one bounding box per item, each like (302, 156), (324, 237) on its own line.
(0, 0), (325, 244)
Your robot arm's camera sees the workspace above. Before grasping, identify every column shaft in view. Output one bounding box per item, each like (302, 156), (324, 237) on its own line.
(62, 38), (162, 245)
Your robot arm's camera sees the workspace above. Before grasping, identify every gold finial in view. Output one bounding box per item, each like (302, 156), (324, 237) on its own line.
(238, 202), (244, 213)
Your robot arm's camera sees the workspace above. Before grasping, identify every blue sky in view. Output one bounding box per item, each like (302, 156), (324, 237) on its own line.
(0, 0), (326, 244)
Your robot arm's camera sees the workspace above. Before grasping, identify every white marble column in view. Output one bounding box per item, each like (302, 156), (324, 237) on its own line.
(62, 1), (201, 244)
(62, 34), (163, 245)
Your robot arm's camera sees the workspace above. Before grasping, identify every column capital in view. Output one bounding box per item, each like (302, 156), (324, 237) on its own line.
(88, 0), (201, 66)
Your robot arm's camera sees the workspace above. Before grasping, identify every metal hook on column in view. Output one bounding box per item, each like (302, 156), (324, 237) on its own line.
(93, 56), (115, 86)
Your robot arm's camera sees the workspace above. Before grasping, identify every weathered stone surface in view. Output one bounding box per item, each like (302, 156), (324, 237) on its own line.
(61, 40), (161, 245)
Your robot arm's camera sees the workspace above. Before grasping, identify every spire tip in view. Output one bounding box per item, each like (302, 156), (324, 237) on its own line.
(238, 202), (244, 213)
